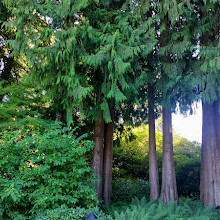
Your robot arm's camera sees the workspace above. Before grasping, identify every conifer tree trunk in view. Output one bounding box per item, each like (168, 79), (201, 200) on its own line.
(148, 84), (160, 200)
(160, 107), (178, 203)
(103, 105), (114, 205)
(92, 111), (104, 199)
(200, 99), (220, 208)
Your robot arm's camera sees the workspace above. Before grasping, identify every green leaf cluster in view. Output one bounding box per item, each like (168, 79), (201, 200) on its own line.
(0, 81), (51, 128)
(0, 125), (97, 219)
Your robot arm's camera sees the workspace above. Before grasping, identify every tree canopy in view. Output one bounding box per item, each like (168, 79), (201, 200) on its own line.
(1, 0), (220, 211)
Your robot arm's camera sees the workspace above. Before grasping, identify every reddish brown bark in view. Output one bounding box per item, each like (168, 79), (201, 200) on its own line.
(148, 84), (160, 200)
(91, 112), (104, 199)
(103, 105), (114, 205)
(200, 99), (220, 208)
(160, 107), (178, 203)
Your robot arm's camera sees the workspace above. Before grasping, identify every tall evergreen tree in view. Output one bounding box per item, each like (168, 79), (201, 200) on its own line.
(84, 1), (157, 203)
(156, 0), (220, 206)
(187, 0), (220, 208)
(155, 0), (196, 202)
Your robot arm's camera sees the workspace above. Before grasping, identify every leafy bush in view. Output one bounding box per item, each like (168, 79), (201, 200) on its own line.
(0, 126), (98, 219)
(175, 158), (200, 198)
(174, 139), (201, 198)
(114, 197), (220, 220)
(112, 179), (150, 203)
(33, 206), (112, 220)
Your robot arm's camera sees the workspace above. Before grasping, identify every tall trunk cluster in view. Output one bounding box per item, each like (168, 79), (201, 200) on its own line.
(148, 85), (178, 203)
(160, 107), (178, 203)
(92, 104), (114, 205)
(200, 99), (220, 208)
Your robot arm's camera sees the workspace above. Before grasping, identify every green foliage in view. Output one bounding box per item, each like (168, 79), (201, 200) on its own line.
(83, 7), (157, 122)
(3, 0), (158, 124)
(0, 81), (51, 127)
(113, 197), (220, 220)
(184, 0), (219, 104)
(0, 125), (98, 219)
(1, 0), (219, 213)
(3, 0), (95, 125)
(33, 206), (112, 220)
(0, 0), (22, 84)
(113, 125), (162, 180)
(102, 200), (130, 218)
(113, 124), (201, 198)
(112, 179), (150, 203)
(174, 139), (201, 198)
(113, 124), (162, 180)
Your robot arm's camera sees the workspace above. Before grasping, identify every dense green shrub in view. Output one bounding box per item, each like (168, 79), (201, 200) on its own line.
(174, 139), (201, 198)
(175, 158), (200, 198)
(114, 197), (220, 220)
(0, 126), (98, 219)
(112, 179), (150, 203)
(33, 206), (112, 220)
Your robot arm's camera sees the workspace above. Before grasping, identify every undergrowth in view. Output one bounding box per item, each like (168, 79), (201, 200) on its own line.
(0, 126), (98, 219)
(33, 206), (112, 220)
(108, 197), (220, 220)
